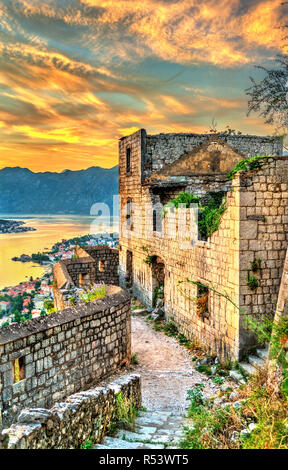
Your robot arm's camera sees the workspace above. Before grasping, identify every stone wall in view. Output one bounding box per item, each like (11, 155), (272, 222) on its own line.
(237, 158), (288, 348)
(0, 286), (131, 427)
(144, 132), (283, 174)
(0, 374), (140, 449)
(274, 249), (288, 317)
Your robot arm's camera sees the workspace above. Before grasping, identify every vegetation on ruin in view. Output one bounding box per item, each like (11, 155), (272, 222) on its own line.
(250, 258), (262, 273)
(79, 283), (107, 303)
(245, 259), (262, 291)
(81, 392), (140, 449)
(107, 392), (139, 438)
(131, 352), (139, 365)
(209, 120), (243, 135)
(179, 383), (242, 449)
(69, 295), (76, 306)
(177, 278), (288, 448)
(180, 368), (288, 449)
(167, 192), (201, 209)
(226, 155), (272, 180)
(152, 283), (164, 305)
(247, 275), (259, 291)
(43, 299), (55, 313)
(144, 254), (155, 265)
(80, 438), (94, 449)
(163, 191), (227, 240)
(150, 318), (202, 354)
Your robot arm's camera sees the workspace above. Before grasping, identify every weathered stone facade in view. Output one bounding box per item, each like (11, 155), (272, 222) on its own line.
(0, 373), (140, 449)
(75, 245), (119, 285)
(144, 132), (282, 175)
(53, 245), (119, 310)
(274, 249), (288, 318)
(119, 129), (285, 360)
(0, 285), (131, 427)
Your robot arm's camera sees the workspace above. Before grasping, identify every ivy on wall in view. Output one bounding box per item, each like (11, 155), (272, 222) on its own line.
(226, 155), (272, 180)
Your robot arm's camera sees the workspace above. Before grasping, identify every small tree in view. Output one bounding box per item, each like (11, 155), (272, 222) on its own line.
(246, 55), (288, 134)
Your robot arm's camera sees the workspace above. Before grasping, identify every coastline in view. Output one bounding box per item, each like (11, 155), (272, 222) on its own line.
(0, 218), (36, 234)
(0, 213), (119, 290)
(0, 231), (119, 327)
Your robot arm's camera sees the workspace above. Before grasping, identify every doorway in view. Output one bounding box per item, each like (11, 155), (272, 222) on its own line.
(151, 256), (165, 308)
(126, 250), (133, 288)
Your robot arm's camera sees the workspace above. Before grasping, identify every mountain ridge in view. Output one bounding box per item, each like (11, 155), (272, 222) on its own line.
(0, 165), (119, 215)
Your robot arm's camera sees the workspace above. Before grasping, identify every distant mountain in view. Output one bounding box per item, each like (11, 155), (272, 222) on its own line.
(0, 166), (119, 214)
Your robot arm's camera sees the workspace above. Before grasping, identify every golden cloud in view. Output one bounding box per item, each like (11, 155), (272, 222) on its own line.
(0, 0), (284, 172)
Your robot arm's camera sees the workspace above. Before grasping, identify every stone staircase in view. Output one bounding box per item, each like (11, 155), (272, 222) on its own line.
(237, 345), (269, 380)
(94, 410), (187, 449)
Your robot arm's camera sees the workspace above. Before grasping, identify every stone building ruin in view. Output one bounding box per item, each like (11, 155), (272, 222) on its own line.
(53, 245), (119, 310)
(118, 129), (285, 360)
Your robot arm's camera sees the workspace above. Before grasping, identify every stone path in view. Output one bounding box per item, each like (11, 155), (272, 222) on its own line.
(131, 315), (217, 412)
(94, 410), (188, 449)
(94, 312), (228, 449)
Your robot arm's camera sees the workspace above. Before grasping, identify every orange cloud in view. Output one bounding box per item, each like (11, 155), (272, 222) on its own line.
(0, 0), (285, 172)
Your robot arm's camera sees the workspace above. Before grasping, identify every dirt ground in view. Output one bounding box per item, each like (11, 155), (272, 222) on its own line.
(131, 315), (222, 412)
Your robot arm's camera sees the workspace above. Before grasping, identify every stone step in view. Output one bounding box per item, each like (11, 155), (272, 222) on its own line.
(102, 437), (140, 449)
(93, 409), (186, 450)
(93, 444), (113, 449)
(132, 308), (148, 315)
(248, 355), (265, 369)
(239, 362), (258, 376)
(229, 369), (246, 384)
(137, 444), (165, 449)
(256, 347), (269, 361)
(116, 427), (155, 442)
(135, 415), (167, 427)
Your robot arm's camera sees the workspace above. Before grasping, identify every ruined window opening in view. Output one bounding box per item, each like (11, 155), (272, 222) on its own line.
(126, 147), (131, 173)
(126, 250), (133, 288)
(79, 272), (89, 287)
(153, 209), (157, 232)
(152, 205), (163, 234)
(13, 357), (25, 383)
(126, 198), (133, 230)
(99, 260), (105, 272)
(196, 284), (209, 319)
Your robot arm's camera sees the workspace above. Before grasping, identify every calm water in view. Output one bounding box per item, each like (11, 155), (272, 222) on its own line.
(0, 214), (119, 289)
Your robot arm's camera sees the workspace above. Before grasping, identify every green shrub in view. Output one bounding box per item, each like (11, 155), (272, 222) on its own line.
(131, 353), (139, 365)
(115, 392), (138, 431)
(212, 375), (225, 385)
(180, 385), (243, 449)
(168, 192), (200, 209)
(80, 438), (94, 449)
(198, 193), (227, 239)
(164, 191), (227, 240)
(162, 321), (178, 337)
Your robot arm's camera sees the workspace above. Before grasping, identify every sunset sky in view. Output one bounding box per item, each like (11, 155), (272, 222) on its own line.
(0, 0), (287, 172)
